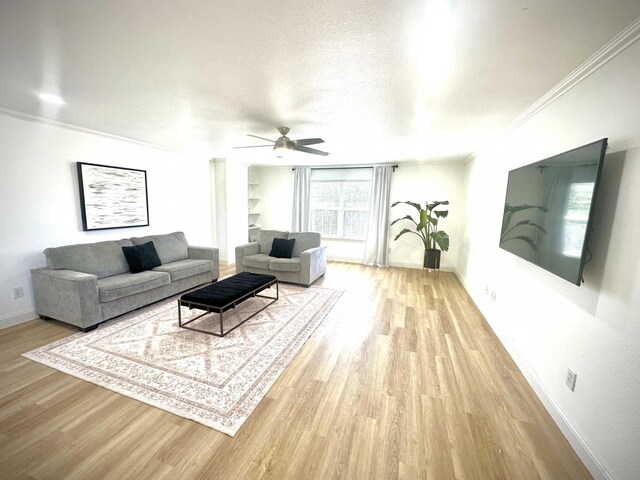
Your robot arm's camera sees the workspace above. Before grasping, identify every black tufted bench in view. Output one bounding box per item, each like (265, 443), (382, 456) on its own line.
(177, 272), (278, 336)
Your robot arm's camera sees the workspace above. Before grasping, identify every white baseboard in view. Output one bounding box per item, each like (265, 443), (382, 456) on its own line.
(455, 274), (614, 480)
(327, 257), (456, 272)
(327, 255), (363, 264)
(388, 259), (456, 272)
(0, 309), (38, 330)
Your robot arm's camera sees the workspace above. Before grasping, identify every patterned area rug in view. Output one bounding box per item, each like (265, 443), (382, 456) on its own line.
(23, 283), (343, 436)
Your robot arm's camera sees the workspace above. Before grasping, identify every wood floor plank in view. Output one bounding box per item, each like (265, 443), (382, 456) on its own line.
(0, 262), (593, 479)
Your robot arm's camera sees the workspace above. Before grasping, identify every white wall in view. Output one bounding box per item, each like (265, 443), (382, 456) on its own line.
(251, 163), (465, 267)
(224, 160), (248, 264)
(249, 166), (294, 231)
(0, 114), (213, 328)
(207, 158), (248, 265)
(459, 39), (640, 480)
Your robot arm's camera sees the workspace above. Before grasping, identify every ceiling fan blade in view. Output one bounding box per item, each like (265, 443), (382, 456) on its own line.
(294, 138), (324, 146)
(233, 145), (273, 149)
(295, 145), (329, 156)
(247, 134), (275, 143)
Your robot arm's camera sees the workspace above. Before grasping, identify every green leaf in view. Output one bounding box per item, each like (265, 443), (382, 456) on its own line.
(391, 201), (421, 212)
(431, 231), (450, 252)
(427, 200), (450, 210)
(390, 214), (418, 226)
(394, 228), (429, 249)
(434, 210), (449, 218)
(419, 209), (428, 229)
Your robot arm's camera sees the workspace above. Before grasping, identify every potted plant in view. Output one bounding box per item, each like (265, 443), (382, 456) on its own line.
(391, 200), (450, 269)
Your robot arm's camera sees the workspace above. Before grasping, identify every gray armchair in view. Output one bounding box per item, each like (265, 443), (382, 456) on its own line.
(235, 230), (327, 286)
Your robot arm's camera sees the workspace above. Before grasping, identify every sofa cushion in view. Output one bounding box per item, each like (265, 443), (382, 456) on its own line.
(44, 239), (133, 279)
(122, 241), (162, 273)
(97, 271), (170, 302)
(269, 257), (301, 273)
(130, 232), (189, 264)
(269, 238), (295, 259)
(153, 259), (212, 281)
(259, 230), (288, 255)
(289, 232), (321, 258)
(243, 253), (272, 270)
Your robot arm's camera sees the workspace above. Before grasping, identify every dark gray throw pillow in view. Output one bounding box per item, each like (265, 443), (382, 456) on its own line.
(122, 241), (162, 273)
(269, 238), (295, 259)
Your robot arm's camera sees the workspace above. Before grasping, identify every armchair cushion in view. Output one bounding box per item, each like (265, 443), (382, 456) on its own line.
(269, 258), (301, 272)
(243, 253), (272, 270)
(289, 232), (321, 257)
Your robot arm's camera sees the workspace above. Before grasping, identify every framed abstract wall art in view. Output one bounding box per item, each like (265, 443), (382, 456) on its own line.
(77, 162), (149, 231)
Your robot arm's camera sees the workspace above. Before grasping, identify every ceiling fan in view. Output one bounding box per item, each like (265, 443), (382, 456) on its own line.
(234, 126), (329, 157)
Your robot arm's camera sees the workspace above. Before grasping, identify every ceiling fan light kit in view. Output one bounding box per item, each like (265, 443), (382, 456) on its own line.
(235, 126), (329, 157)
(274, 134), (296, 158)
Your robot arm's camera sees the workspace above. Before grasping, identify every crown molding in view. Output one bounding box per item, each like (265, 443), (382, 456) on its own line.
(466, 16), (640, 163)
(0, 106), (181, 153)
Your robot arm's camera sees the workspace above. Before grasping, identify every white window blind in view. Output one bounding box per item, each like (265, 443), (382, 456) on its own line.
(310, 168), (372, 240)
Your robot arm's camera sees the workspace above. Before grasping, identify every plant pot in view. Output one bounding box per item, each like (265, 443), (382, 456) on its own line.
(424, 249), (441, 269)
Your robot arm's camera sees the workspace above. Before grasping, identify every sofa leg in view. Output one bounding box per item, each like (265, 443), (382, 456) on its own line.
(39, 315), (50, 320)
(80, 324), (99, 333)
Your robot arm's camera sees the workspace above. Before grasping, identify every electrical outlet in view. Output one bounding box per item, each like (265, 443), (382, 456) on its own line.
(12, 287), (24, 299)
(490, 291), (497, 302)
(485, 286), (489, 295)
(566, 368), (577, 391)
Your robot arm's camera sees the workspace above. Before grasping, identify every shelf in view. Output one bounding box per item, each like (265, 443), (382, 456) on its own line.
(248, 212), (261, 216)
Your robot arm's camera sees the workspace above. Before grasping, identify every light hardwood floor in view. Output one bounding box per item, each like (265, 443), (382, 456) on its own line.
(0, 262), (592, 479)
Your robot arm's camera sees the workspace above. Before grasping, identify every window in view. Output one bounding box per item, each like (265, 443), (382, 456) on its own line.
(309, 169), (372, 239)
(562, 182), (594, 258)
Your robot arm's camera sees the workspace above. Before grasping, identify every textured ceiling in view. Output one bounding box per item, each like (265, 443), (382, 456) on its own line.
(1, 0), (639, 165)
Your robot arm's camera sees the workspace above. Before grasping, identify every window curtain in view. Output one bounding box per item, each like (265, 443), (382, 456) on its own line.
(291, 167), (311, 232)
(363, 165), (392, 266)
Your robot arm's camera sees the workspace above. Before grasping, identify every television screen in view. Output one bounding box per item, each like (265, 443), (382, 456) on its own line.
(499, 138), (607, 286)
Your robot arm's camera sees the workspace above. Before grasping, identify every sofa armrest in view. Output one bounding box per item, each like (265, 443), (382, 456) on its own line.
(31, 268), (102, 328)
(235, 242), (260, 273)
(188, 246), (220, 280)
(299, 246), (327, 286)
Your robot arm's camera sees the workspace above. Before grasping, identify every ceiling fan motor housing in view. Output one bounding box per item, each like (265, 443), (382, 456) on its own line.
(274, 135), (295, 155)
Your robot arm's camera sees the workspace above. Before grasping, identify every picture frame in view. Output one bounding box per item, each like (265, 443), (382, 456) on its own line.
(77, 162), (149, 231)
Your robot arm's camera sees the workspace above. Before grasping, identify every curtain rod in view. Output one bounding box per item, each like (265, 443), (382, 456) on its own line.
(292, 164), (398, 172)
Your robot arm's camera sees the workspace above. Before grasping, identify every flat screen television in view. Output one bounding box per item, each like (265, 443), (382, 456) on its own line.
(499, 138), (607, 286)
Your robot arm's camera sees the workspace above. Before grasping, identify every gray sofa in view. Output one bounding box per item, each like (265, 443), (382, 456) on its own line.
(235, 230), (327, 286)
(31, 232), (219, 331)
